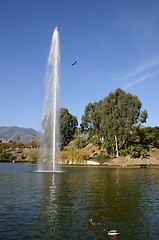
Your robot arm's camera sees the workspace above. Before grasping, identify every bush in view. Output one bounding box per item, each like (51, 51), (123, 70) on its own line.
(95, 154), (107, 164)
(28, 151), (39, 164)
(90, 137), (101, 146)
(127, 145), (147, 158)
(21, 153), (27, 159)
(119, 148), (127, 156)
(140, 149), (147, 157)
(0, 152), (13, 161)
(102, 139), (115, 155)
(74, 138), (88, 149)
(60, 149), (89, 164)
(11, 143), (16, 150)
(119, 144), (147, 158)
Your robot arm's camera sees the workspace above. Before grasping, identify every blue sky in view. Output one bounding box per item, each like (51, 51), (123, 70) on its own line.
(0, 0), (159, 131)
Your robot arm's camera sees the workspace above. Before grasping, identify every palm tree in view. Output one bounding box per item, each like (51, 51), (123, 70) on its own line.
(31, 134), (35, 143)
(16, 136), (20, 142)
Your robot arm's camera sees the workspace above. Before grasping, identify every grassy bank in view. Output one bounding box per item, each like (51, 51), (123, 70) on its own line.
(0, 142), (159, 168)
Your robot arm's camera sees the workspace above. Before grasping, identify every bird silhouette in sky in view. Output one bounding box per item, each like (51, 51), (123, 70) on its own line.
(72, 60), (77, 66)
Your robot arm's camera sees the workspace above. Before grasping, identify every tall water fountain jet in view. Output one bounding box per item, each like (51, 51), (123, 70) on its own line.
(37, 26), (61, 172)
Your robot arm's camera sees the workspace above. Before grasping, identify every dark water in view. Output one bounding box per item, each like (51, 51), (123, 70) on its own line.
(0, 163), (158, 239)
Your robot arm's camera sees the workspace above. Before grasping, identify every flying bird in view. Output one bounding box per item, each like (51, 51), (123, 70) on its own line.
(72, 61), (77, 66)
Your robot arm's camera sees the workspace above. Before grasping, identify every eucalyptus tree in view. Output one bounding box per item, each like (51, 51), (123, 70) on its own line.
(101, 88), (147, 157)
(60, 108), (78, 149)
(80, 100), (102, 137)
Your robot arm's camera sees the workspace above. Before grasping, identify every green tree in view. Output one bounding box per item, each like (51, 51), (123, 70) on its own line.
(60, 108), (78, 149)
(133, 109), (148, 135)
(81, 101), (102, 137)
(101, 88), (147, 157)
(0, 143), (12, 161)
(139, 109), (148, 124)
(139, 126), (159, 147)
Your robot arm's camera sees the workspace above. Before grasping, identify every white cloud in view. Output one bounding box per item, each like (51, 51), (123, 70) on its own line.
(123, 70), (159, 90)
(121, 56), (159, 81)
(119, 56), (159, 90)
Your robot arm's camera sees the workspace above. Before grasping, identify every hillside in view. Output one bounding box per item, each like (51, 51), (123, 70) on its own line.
(0, 126), (40, 143)
(60, 143), (159, 167)
(0, 140), (158, 167)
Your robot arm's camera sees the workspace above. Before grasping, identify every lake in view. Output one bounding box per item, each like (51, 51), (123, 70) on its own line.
(0, 163), (158, 239)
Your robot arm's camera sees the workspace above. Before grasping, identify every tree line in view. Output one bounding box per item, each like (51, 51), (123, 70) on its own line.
(57, 88), (159, 159)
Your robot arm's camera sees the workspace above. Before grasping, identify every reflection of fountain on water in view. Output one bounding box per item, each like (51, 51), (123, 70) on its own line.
(36, 26), (61, 173)
(46, 174), (58, 231)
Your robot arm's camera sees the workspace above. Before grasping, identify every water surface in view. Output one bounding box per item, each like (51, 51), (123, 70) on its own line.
(0, 163), (158, 239)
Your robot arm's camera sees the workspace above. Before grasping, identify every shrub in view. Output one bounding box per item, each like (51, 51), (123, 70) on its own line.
(119, 144), (147, 158)
(140, 149), (147, 157)
(119, 148), (127, 156)
(11, 143), (16, 150)
(102, 139), (115, 155)
(60, 149), (89, 164)
(95, 154), (107, 164)
(0, 152), (13, 161)
(74, 138), (88, 149)
(90, 137), (101, 146)
(21, 153), (27, 159)
(127, 145), (147, 158)
(28, 151), (39, 164)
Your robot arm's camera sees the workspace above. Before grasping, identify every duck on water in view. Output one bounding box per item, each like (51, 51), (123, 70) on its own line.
(104, 227), (120, 236)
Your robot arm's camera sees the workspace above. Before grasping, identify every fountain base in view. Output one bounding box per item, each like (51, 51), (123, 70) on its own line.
(34, 170), (64, 173)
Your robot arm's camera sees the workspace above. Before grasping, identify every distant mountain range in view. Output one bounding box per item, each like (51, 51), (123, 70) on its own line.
(0, 126), (40, 143)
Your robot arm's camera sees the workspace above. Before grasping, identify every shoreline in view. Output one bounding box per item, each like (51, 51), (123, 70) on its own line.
(1, 161), (158, 169)
(1, 148), (158, 168)
(60, 163), (159, 168)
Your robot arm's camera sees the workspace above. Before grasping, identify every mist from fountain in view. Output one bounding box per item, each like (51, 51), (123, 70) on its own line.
(37, 26), (61, 173)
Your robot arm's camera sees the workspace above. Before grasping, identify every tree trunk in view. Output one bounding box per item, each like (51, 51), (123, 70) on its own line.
(115, 135), (119, 157)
